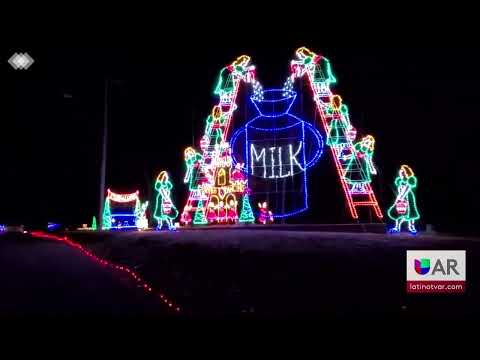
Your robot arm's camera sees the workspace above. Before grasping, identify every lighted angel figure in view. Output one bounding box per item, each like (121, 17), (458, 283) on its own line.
(206, 201), (217, 224)
(342, 135), (377, 192)
(154, 171), (178, 231)
(184, 147), (203, 190)
(388, 165), (420, 234)
(135, 201), (149, 230)
(257, 202), (274, 225)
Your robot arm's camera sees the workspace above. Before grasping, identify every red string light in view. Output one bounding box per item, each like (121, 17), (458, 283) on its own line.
(30, 231), (181, 314)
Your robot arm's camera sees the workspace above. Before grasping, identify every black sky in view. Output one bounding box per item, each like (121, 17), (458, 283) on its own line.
(2, 43), (479, 233)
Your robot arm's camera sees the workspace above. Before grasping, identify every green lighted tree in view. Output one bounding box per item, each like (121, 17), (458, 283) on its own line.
(102, 199), (112, 230)
(193, 200), (208, 225)
(239, 194), (255, 223)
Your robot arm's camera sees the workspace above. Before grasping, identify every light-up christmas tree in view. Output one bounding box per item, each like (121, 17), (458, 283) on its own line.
(239, 194), (255, 223)
(91, 216), (97, 230)
(193, 200), (208, 225)
(102, 200), (111, 230)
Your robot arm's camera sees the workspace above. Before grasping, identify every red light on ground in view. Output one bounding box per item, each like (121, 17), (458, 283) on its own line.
(29, 231), (181, 314)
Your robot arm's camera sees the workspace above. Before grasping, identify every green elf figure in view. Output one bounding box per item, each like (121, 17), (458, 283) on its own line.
(326, 95), (352, 147)
(292, 47), (336, 90)
(328, 119), (350, 147)
(204, 105), (225, 144)
(214, 55), (252, 98)
(342, 135), (377, 193)
(388, 165), (420, 234)
(154, 171), (178, 231)
(183, 147), (203, 191)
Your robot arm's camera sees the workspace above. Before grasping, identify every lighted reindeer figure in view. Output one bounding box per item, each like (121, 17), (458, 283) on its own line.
(154, 171), (178, 231)
(257, 202), (274, 225)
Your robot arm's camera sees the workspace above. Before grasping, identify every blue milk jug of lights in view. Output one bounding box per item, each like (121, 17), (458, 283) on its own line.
(231, 89), (323, 218)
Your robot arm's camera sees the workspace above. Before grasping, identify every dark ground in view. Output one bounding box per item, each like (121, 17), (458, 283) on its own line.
(0, 232), (169, 317)
(68, 227), (480, 320)
(2, 228), (479, 319)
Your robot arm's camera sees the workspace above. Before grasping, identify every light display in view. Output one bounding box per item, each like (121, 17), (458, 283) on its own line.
(239, 194), (255, 223)
(227, 199), (238, 223)
(258, 202), (274, 224)
(289, 46), (383, 220)
(47, 222), (61, 231)
(31, 231), (180, 313)
(184, 147), (203, 190)
(180, 205), (192, 225)
(193, 200), (208, 225)
(102, 198), (112, 230)
(102, 189), (146, 230)
(91, 216), (97, 230)
(290, 47), (336, 94)
(181, 55), (256, 226)
(0, 225), (6, 232)
(388, 165), (420, 234)
(206, 201), (217, 223)
(154, 171), (178, 231)
(342, 135), (378, 193)
(108, 191), (139, 203)
(181, 47), (384, 224)
(230, 89), (323, 218)
(135, 201), (149, 230)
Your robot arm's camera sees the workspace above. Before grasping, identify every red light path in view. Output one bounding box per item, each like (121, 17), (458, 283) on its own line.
(30, 231), (181, 314)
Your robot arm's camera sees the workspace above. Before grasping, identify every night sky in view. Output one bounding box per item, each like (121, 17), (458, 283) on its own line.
(2, 42), (479, 233)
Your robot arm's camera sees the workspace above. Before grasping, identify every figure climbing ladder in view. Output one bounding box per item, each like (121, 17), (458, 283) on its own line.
(289, 47), (383, 220)
(181, 47), (383, 224)
(180, 56), (258, 224)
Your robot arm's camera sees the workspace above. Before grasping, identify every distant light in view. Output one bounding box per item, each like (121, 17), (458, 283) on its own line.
(8, 52), (34, 70)
(47, 222), (61, 231)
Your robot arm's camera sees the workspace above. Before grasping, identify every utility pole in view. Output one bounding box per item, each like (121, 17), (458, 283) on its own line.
(99, 78), (108, 229)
